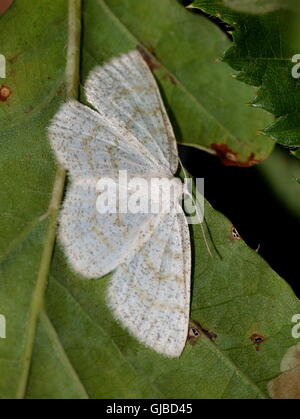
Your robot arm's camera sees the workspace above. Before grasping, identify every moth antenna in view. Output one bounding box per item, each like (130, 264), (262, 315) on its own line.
(178, 157), (213, 258)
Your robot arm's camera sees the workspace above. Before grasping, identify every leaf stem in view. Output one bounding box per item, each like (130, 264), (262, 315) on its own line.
(16, 0), (82, 399)
(66, 0), (82, 100)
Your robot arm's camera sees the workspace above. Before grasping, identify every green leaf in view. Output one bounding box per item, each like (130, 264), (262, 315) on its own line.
(29, 201), (300, 399)
(81, 0), (273, 164)
(263, 113), (300, 147)
(1, 0), (299, 399)
(0, 0), (81, 398)
(257, 146), (300, 217)
(292, 149), (300, 159)
(191, 0), (300, 154)
(222, 0), (296, 14)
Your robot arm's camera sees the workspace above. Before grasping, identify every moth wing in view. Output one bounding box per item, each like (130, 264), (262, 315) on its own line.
(59, 177), (162, 278)
(49, 100), (167, 179)
(85, 50), (178, 174)
(107, 208), (191, 357)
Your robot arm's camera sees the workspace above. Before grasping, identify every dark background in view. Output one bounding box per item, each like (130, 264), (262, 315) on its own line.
(180, 145), (300, 297)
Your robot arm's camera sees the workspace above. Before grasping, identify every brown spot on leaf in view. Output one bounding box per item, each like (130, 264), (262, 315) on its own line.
(203, 328), (217, 341)
(0, 85), (11, 102)
(187, 326), (201, 345)
(250, 333), (265, 351)
(137, 45), (160, 72)
(211, 143), (261, 167)
(0, 0), (13, 15)
(268, 343), (300, 399)
(137, 45), (176, 84)
(187, 320), (217, 345)
(230, 226), (241, 241)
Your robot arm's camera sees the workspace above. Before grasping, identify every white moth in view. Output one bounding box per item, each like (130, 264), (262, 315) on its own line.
(48, 50), (191, 357)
